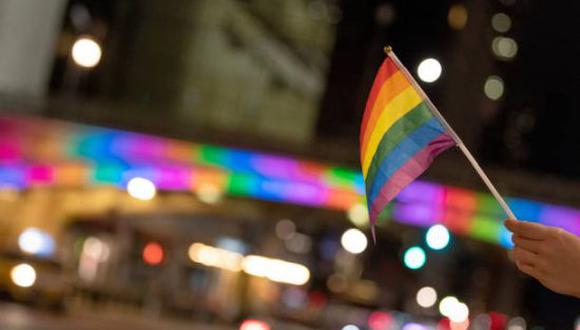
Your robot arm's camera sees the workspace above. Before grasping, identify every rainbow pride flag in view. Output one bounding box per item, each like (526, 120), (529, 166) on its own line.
(360, 50), (456, 231)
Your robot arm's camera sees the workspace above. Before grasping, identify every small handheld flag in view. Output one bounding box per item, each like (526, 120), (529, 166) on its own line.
(361, 46), (516, 240)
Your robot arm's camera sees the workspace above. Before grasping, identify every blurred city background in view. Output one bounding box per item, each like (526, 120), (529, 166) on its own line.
(0, 0), (579, 329)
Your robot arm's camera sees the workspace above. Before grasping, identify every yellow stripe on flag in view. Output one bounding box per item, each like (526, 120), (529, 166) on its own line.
(362, 86), (422, 176)
(361, 71), (410, 149)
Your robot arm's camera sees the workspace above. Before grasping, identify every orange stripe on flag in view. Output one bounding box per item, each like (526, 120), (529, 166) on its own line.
(360, 71), (411, 155)
(361, 86), (422, 176)
(360, 59), (400, 141)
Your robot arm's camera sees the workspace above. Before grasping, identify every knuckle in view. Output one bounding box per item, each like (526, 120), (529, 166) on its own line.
(538, 244), (550, 256)
(551, 228), (564, 239)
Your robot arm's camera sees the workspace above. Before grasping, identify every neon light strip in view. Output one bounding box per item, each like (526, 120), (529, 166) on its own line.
(0, 116), (579, 246)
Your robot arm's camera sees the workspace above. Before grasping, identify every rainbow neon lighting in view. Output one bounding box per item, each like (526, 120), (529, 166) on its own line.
(1, 115), (579, 246)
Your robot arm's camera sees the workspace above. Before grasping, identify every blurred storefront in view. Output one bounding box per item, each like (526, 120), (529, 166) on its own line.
(1, 113), (580, 328)
(1, 0), (580, 328)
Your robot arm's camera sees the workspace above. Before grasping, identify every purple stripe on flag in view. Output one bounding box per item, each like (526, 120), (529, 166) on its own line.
(370, 133), (455, 222)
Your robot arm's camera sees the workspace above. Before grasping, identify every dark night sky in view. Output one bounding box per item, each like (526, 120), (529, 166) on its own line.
(517, 1), (580, 177)
(318, 0), (580, 179)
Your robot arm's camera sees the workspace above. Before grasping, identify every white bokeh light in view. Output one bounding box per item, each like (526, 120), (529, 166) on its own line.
(127, 177), (156, 201)
(71, 37), (102, 68)
(342, 325), (360, 330)
(417, 58), (442, 83)
(10, 263), (37, 288)
(449, 302), (470, 323)
(439, 296), (459, 317)
(18, 227), (55, 256)
(341, 228), (368, 254)
(484, 76), (505, 101)
(242, 255), (310, 285)
(492, 37), (518, 60)
(416, 286), (438, 308)
(426, 224), (450, 250)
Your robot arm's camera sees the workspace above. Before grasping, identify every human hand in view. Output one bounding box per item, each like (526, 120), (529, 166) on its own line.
(504, 219), (580, 298)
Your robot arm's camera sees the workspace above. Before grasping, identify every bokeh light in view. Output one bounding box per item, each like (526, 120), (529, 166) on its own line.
(492, 37), (518, 60)
(127, 177), (156, 200)
(188, 242), (243, 272)
(242, 255), (310, 285)
(491, 13), (512, 33)
(10, 263), (36, 288)
(403, 246), (426, 270)
(18, 227), (55, 257)
(484, 76), (505, 100)
(341, 228), (368, 254)
(439, 296), (459, 317)
(507, 316), (527, 330)
(143, 242), (164, 265)
(342, 325), (360, 330)
(83, 237), (110, 261)
(195, 183), (223, 204)
(71, 37), (102, 68)
(275, 219), (296, 240)
(448, 4), (468, 30)
(417, 58), (442, 83)
(449, 302), (470, 323)
(472, 314), (492, 330)
(375, 3), (397, 26)
(425, 224), (450, 250)
(348, 203), (369, 228)
(368, 311), (393, 330)
(416, 286), (438, 308)
(240, 319), (270, 330)
(402, 323), (428, 330)
(285, 233), (312, 254)
(450, 319), (470, 330)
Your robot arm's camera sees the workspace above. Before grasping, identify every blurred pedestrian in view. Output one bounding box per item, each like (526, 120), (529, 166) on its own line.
(505, 219), (580, 298)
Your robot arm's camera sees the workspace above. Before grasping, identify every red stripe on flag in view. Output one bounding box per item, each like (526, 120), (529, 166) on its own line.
(359, 58), (399, 144)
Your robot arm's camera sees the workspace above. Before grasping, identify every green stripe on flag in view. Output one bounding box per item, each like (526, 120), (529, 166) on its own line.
(365, 102), (433, 187)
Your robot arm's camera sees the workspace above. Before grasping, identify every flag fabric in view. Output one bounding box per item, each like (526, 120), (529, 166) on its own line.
(360, 52), (456, 230)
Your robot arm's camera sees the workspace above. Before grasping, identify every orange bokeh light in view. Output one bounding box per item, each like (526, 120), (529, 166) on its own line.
(143, 242), (164, 265)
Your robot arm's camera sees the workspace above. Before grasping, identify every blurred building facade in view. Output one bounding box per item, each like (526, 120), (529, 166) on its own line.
(45, 0), (340, 146)
(0, 0), (66, 99)
(0, 0), (579, 328)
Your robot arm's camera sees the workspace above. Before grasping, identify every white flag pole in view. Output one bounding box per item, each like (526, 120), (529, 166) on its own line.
(385, 46), (517, 220)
